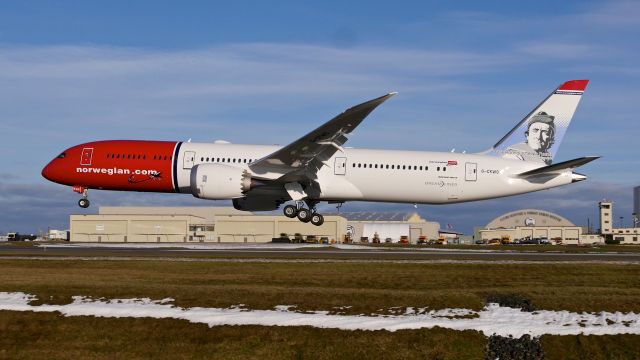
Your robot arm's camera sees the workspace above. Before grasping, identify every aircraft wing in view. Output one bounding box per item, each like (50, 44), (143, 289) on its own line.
(249, 93), (396, 180)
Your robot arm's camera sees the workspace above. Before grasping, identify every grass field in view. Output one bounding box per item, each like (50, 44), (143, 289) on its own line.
(0, 258), (639, 359)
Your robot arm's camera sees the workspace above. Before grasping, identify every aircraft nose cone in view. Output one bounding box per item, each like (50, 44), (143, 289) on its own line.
(42, 162), (54, 181)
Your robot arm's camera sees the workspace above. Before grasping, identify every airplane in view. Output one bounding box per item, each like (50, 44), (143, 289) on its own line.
(42, 80), (597, 226)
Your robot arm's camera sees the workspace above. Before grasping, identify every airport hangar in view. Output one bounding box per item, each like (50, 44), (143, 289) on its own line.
(476, 187), (640, 245)
(476, 209), (589, 244)
(69, 207), (440, 243)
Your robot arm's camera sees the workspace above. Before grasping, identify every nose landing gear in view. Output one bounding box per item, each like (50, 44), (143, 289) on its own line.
(282, 201), (324, 226)
(78, 198), (90, 208)
(73, 186), (90, 208)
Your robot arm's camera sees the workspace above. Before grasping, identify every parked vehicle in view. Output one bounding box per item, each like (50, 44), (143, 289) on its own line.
(7, 233), (37, 241)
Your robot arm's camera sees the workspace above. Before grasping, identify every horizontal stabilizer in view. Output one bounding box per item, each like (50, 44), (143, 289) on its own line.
(516, 156), (600, 178)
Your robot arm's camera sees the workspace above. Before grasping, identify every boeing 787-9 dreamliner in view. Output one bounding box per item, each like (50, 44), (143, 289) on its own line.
(42, 80), (597, 226)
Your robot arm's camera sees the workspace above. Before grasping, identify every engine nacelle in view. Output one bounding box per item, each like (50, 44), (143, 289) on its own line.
(190, 164), (251, 200)
(233, 196), (282, 211)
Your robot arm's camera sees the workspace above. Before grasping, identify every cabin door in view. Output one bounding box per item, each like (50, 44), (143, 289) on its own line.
(465, 162), (477, 181)
(183, 151), (196, 169)
(334, 157), (347, 175)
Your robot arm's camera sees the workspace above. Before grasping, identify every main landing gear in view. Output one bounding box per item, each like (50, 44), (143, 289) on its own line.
(73, 186), (90, 208)
(283, 201), (324, 226)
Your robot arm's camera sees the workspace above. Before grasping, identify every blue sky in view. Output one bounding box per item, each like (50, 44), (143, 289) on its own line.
(0, 0), (638, 234)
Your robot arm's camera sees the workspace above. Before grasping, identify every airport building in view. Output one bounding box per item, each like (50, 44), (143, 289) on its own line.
(599, 200), (639, 244)
(328, 212), (439, 242)
(477, 209), (591, 245)
(69, 207), (439, 243)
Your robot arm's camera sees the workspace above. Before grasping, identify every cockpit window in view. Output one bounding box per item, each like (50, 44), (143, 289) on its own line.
(57, 152), (66, 159)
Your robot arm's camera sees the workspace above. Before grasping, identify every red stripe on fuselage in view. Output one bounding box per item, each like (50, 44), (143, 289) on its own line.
(43, 140), (178, 193)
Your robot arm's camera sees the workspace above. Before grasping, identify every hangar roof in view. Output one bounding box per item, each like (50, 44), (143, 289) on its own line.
(485, 209), (575, 229)
(98, 207), (248, 222)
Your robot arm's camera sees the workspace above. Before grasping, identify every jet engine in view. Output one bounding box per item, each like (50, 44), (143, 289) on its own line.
(190, 164), (254, 200)
(233, 196), (283, 211)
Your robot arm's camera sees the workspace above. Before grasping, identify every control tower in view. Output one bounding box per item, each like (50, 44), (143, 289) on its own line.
(599, 200), (613, 234)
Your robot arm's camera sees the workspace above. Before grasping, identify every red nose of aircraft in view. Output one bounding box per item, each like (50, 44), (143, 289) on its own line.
(42, 151), (68, 184)
(41, 162), (53, 181)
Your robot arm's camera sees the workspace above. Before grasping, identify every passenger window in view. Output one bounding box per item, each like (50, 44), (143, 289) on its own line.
(437, 167), (440, 171)
(227, 158), (231, 162)
(116, 154), (120, 159)
(353, 163), (356, 167)
(138, 155), (141, 159)
(419, 166), (423, 170)
(358, 164), (361, 168)
(143, 155), (146, 159)
(443, 167), (446, 172)
(414, 166), (417, 170)
(153, 156), (157, 160)
(375, 164), (378, 169)
(386, 165), (389, 169)
(201, 157), (204, 161)
(402, 165), (406, 170)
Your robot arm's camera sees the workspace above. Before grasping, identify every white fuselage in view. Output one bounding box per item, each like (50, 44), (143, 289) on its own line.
(175, 142), (574, 204)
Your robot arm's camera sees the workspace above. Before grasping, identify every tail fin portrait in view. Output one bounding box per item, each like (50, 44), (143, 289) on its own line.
(490, 80), (589, 165)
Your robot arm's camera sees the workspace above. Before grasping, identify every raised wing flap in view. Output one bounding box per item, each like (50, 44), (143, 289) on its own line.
(249, 93), (396, 176)
(516, 156), (599, 178)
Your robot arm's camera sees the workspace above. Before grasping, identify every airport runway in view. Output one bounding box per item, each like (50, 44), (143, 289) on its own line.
(1, 243), (640, 263)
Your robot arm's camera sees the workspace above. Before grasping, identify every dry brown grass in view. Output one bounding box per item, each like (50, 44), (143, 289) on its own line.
(0, 311), (486, 360)
(541, 334), (640, 360)
(0, 260), (639, 314)
(1, 259), (640, 359)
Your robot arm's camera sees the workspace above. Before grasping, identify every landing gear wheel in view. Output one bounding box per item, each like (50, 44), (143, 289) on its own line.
(310, 213), (324, 226)
(297, 208), (312, 223)
(283, 205), (298, 218)
(78, 198), (90, 208)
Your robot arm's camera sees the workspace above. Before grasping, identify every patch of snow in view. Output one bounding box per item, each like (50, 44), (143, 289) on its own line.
(1, 292), (639, 337)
